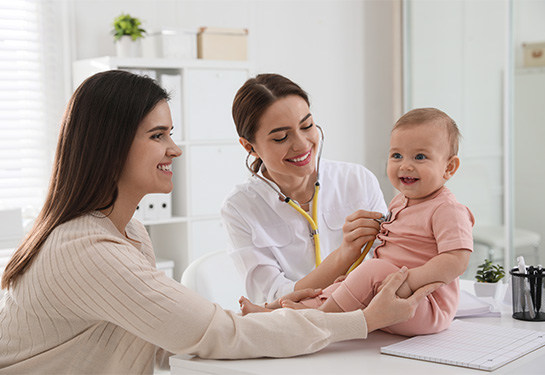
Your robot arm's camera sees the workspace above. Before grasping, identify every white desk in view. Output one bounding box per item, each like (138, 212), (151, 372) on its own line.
(170, 281), (545, 375)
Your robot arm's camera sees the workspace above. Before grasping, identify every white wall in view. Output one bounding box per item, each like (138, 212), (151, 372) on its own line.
(406, 0), (506, 226)
(513, 0), (545, 68)
(406, 0), (545, 268)
(70, 0), (399, 191)
(513, 0), (545, 262)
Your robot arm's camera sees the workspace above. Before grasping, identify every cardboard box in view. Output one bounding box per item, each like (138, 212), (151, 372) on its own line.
(197, 27), (248, 61)
(522, 42), (545, 67)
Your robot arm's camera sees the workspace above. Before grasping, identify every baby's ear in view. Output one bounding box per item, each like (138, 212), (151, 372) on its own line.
(444, 155), (460, 180)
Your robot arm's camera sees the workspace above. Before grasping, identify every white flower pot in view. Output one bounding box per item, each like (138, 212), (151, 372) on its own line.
(474, 281), (506, 301)
(116, 36), (142, 58)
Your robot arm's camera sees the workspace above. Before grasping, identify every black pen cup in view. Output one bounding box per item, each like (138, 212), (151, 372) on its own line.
(510, 267), (545, 321)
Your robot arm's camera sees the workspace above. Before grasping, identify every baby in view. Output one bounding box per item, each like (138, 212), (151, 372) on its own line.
(239, 108), (475, 336)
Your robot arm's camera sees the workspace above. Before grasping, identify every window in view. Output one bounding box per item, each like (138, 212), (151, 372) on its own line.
(0, 0), (67, 278)
(0, 0), (67, 213)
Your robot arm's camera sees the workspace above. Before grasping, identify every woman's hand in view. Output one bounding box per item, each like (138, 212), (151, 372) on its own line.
(377, 269), (413, 298)
(339, 210), (383, 262)
(363, 267), (443, 333)
(278, 288), (322, 304)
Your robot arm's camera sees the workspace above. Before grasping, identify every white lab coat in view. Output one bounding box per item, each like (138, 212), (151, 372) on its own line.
(221, 159), (388, 304)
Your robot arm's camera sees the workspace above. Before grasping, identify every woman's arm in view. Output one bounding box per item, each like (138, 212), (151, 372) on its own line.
(295, 209), (383, 291)
(173, 266), (440, 359)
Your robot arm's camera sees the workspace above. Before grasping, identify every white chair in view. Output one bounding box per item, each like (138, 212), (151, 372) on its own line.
(0, 208), (23, 250)
(0, 208), (24, 298)
(446, 164), (541, 264)
(473, 224), (541, 264)
(181, 250), (245, 312)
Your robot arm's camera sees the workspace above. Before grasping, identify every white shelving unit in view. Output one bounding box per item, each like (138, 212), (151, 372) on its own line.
(72, 57), (251, 280)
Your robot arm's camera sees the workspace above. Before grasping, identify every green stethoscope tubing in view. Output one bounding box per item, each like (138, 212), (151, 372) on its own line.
(245, 125), (370, 273)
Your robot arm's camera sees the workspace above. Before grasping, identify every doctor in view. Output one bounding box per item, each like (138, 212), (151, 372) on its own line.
(222, 74), (388, 304)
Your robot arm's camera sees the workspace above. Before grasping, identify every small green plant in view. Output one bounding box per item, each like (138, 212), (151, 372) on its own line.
(112, 13), (145, 42)
(475, 259), (505, 283)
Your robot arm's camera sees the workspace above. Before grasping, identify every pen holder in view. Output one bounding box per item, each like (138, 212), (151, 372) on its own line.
(510, 267), (545, 321)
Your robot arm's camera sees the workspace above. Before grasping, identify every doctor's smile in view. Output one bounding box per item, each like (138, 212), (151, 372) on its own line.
(286, 150), (312, 166)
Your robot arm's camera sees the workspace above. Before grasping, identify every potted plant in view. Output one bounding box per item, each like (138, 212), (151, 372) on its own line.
(474, 259), (506, 298)
(111, 13), (146, 58)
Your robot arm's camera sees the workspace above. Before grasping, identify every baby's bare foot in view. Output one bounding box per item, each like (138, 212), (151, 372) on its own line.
(239, 296), (272, 315)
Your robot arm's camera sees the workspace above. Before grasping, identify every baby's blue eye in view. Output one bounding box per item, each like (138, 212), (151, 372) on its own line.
(415, 154), (426, 160)
(392, 153), (402, 159)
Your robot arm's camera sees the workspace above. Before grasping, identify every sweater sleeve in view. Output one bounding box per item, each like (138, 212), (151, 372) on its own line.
(58, 230), (368, 359)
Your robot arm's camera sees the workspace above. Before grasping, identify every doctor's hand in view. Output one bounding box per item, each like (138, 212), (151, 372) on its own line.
(362, 267), (443, 333)
(339, 210), (383, 262)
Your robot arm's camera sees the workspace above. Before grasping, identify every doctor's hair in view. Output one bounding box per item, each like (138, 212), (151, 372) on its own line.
(232, 73), (310, 173)
(1, 70), (169, 290)
(393, 107), (461, 156)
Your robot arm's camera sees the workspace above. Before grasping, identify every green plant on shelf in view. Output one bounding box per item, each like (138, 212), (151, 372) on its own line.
(112, 13), (145, 42)
(475, 259), (505, 283)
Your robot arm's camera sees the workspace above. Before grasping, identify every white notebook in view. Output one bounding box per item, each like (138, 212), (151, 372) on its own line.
(381, 320), (545, 371)
(455, 290), (500, 318)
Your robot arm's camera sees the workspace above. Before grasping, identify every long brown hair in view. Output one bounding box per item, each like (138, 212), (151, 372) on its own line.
(232, 73), (310, 173)
(1, 70), (169, 289)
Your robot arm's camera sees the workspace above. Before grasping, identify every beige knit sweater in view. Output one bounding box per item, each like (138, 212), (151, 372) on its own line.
(0, 213), (367, 374)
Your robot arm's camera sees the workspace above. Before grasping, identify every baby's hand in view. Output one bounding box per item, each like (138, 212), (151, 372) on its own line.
(333, 275), (347, 284)
(395, 281), (412, 299)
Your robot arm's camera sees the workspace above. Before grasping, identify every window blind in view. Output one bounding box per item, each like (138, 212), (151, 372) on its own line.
(0, 0), (65, 212)
(0, 1), (67, 280)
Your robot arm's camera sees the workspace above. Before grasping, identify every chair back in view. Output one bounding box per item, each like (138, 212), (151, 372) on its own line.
(181, 250), (245, 312)
(0, 208), (23, 249)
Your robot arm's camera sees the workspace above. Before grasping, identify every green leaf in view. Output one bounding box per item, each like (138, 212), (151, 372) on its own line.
(111, 13), (146, 41)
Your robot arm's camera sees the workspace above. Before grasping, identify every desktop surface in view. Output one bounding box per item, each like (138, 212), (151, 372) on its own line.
(170, 280), (545, 375)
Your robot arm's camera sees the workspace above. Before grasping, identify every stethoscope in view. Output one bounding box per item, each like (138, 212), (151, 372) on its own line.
(245, 125), (324, 268)
(245, 125), (384, 274)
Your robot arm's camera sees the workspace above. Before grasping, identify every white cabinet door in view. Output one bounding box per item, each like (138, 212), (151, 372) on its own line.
(188, 144), (249, 216)
(185, 68), (248, 141)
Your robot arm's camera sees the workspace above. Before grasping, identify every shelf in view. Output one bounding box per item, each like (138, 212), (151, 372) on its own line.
(142, 216), (189, 226)
(177, 139), (239, 146)
(77, 56), (251, 71)
(516, 66), (545, 75)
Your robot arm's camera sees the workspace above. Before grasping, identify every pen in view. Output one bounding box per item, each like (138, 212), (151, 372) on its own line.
(529, 265), (536, 309)
(537, 265), (543, 313)
(517, 256), (536, 319)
